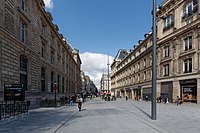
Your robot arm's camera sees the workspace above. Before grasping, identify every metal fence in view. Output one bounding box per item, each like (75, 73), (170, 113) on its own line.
(0, 101), (29, 120)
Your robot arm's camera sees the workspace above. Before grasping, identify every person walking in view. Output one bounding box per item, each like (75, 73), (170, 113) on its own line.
(176, 96), (180, 105)
(77, 96), (83, 111)
(145, 95), (148, 102)
(125, 96), (128, 101)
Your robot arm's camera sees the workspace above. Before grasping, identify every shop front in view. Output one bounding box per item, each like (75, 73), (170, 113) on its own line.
(125, 88), (132, 99)
(161, 81), (173, 103)
(133, 86), (141, 100)
(179, 79), (197, 103)
(120, 89), (125, 98)
(142, 87), (151, 101)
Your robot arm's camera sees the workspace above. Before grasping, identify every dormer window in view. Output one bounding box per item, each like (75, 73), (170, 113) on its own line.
(163, 15), (174, 32)
(182, 0), (198, 19)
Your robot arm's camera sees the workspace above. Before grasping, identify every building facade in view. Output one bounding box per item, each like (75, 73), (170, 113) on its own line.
(100, 73), (112, 96)
(111, 0), (200, 103)
(0, 0), (82, 107)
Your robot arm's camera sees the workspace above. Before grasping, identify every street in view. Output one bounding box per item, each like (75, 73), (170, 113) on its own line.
(1, 98), (200, 133)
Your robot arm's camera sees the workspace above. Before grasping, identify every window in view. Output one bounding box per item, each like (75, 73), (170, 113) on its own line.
(144, 45), (147, 51)
(20, 20), (26, 43)
(51, 50), (54, 64)
(163, 46), (170, 58)
(20, 55), (28, 90)
(138, 74), (140, 82)
(144, 71), (146, 80)
(184, 36), (192, 50)
(163, 64), (169, 76)
(41, 67), (45, 92)
(182, 0), (198, 19)
(183, 58), (192, 73)
(133, 65), (135, 73)
(41, 22), (46, 36)
(51, 34), (55, 47)
(20, 0), (25, 10)
(51, 72), (54, 92)
(144, 59), (146, 68)
(42, 42), (46, 58)
(138, 62), (140, 71)
(163, 15), (174, 32)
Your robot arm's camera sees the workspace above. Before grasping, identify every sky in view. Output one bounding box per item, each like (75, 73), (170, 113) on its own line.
(43, 0), (164, 88)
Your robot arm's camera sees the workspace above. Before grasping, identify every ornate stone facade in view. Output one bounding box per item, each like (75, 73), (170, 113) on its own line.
(0, 0), (81, 107)
(111, 0), (200, 103)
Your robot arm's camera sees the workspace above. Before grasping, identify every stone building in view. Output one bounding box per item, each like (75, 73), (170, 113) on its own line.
(0, 0), (81, 107)
(111, 0), (200, 103)
(100, 73), (111, 96)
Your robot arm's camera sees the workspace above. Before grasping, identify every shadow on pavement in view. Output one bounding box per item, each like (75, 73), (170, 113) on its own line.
(132, 103), (151, 119)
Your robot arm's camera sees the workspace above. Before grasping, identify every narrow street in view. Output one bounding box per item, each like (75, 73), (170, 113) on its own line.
(1, 98), (200, 133)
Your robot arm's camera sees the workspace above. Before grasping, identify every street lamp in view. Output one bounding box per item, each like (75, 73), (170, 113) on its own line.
(107, 54), (110, 101)
(151, 0), (157, 120)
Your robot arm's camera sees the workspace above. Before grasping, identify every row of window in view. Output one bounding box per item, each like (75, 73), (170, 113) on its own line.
(19, 55), (75, 92)
(117, 57), (193, 86)
(163, 36), (193, 58)
(162, 0), (198, 32)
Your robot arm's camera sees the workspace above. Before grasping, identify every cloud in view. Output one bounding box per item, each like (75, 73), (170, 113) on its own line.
(43, 0), (54, 10)
(80, 52), (114, 89)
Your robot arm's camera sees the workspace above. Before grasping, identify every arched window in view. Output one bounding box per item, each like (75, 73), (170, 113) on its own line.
(20, 55), (28, 90)
(41, 67), (45, 92)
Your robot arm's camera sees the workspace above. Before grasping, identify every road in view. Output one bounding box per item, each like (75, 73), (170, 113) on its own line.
(1, 98), (200, 133)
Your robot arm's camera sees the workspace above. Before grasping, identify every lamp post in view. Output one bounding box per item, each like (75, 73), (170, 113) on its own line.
(151, 0), (157, 120)
(107, 54), (110, 101)
(54, 82), (57, 107)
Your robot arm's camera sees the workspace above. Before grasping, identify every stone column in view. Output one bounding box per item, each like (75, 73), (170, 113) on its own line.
(119, 90), (122, 98)
(131, 89), (134, 99)
(197, 78), (200, 104)
(124, 89), (127, 98)
(156, 83), (161, 98)
(173, 80), (180, 102)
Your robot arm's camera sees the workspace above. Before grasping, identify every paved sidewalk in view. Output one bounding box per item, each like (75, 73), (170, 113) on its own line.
(1, 98), (200, 133)
(114, 99), (200, 133)
(0, 104), (79, 133)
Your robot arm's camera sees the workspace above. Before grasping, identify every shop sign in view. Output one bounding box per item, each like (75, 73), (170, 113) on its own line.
(183, 87), (193, 93)
(180, 79), (197, 85)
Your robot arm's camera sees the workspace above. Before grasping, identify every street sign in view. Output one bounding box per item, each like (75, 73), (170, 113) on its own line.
(4, 84), (25, 101)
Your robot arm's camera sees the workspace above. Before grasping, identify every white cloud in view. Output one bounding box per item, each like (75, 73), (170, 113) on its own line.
(43, 0), (54, 10)
(80, 52), (114, 89)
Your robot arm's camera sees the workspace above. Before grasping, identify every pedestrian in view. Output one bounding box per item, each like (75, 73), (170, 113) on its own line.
(164, 97), (169, 104)
(77, 96), (83, 111)
(145, 95), (148, 102)
(126, 96), (128, 101)
(159, 96), (162, 103)
(176, 96), (180, 105)
(70, 97), (74, 106)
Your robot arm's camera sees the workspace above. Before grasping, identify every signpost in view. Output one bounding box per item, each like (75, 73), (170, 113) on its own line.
(4, 84), (25, 101)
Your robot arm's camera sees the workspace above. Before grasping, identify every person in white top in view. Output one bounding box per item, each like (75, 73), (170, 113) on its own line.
(78, 97), (83, 111)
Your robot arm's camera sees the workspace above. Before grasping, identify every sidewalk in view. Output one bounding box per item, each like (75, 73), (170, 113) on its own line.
(1, 98), (200, 133)
(114, 98), (200, 133)
(0, 103), (80, 133)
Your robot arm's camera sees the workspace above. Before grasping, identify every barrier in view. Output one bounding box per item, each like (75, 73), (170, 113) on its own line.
(0, 101), (29, 120)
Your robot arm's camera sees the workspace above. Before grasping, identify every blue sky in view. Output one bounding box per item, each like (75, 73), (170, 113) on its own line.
(47, 0), (163, 56)
(44, 0), (164, 87)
